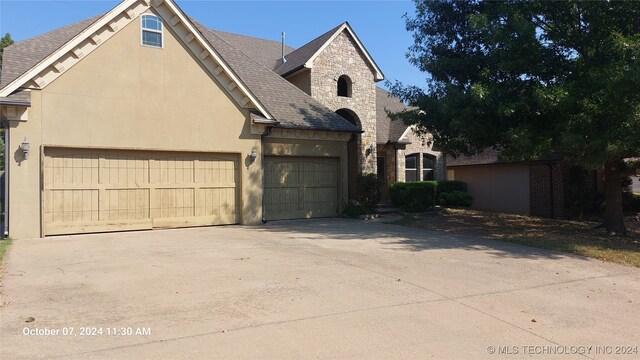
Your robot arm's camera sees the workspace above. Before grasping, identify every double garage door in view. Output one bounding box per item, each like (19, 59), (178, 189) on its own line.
(43, 148), (239, 236)
(42, 149), (340, 235)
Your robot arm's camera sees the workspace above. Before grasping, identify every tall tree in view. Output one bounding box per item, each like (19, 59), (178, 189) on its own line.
(390, 0), (640, 234)
(0, 33), (14, 69)
(0, 33), (13, 171)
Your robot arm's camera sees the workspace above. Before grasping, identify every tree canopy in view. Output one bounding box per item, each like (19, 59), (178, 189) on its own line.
(0, 33), (14, 68)
(391, 0), (640, 233)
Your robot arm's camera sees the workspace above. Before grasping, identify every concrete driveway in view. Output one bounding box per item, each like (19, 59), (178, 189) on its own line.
(1, 219), (639, 359)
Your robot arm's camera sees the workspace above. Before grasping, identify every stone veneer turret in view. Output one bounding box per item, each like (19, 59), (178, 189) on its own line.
(307, 30), (379, 174)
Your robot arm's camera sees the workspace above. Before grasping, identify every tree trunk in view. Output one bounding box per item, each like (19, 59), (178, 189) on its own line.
(602, 160), (626, 235)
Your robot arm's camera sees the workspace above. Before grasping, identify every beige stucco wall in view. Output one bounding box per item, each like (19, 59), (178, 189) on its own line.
(7, 12), (264, 238)
(286, 70), (311, 96)
(450, 164), (530, 215)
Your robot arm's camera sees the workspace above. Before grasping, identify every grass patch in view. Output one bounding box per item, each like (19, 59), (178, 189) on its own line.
(393, 208), (640, 267)
(0, 238), (11, 266)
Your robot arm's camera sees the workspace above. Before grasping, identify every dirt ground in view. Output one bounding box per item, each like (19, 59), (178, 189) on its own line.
(397, 208), (640, 267)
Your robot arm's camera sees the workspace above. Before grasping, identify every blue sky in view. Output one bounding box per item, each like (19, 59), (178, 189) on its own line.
(0, 0), (426, 90)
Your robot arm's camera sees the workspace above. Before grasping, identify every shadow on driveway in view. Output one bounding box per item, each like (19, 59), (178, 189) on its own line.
(254, 218), (571, 262)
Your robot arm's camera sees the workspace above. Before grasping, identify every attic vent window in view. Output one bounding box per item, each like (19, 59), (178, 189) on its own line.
(141, 15), (163, 48)
(337, 75), (352, 97)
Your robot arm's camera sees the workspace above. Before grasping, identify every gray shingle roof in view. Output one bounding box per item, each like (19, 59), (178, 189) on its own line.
(210, 29), (295, 71)
(376, 87), (411, 144)
(194, 20), (361, 133)
(274, 23), (344, 76)
(447, 149), (563, 166)
(0, 15), (102, 89)
(0, 89), (31, 105)
(446, 149), (502, 167)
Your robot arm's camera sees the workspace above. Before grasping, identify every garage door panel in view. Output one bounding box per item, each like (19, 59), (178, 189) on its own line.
(265, 157), (338, 221)
(44, 189), (100, 224)
(152, 188), (195, 218)
(44, 152), (100, 186)
(102, 188), (149, 221)
(43, 148), (239, 235)
(196, 187), (237, 217)
(101, 154), (149, 185)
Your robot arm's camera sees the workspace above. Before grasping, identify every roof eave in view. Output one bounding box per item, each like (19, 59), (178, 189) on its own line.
(250, 112), (280, 125)
(0, 99), (31, 107)
(280, 65), (307, 78)
(274, 124), (362, 134)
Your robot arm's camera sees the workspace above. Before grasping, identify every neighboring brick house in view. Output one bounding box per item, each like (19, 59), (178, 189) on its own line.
(446, 149), (572, 217)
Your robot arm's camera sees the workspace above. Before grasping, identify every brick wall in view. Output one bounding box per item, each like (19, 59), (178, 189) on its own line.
(529, 162), (564, 218)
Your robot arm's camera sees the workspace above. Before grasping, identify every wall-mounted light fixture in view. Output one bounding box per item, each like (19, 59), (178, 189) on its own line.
(21, 137), (30, 160)
(365, 144), (375, 157)
(249, 147), (258, 162)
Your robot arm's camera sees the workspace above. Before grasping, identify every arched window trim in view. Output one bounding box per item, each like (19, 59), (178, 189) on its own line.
(337, 75), (352, 98)
(405, 153), (419, 182)
(141, 14), (163, 48)
(422, 153), (436, 181)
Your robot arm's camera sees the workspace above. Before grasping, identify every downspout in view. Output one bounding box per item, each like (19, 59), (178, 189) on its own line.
(260, 126), (273, 223)
(3, 121), (8, 238)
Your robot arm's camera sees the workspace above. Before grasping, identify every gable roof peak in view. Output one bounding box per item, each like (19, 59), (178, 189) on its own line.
(275, 21), (383, 81)
(0, 0), (272, 118)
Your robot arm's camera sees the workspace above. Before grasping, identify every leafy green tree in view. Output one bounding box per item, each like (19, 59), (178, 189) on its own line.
(0, 34), (12, 171)
(390, 0), (640, 234)
(0, 33), (14, 69)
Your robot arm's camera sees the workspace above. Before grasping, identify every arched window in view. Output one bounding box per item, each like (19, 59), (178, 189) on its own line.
(141, 14), (163, 48)
(422, 154), (436, 181)
(405, 154), (418, 182)
(337, 75), (352, 97)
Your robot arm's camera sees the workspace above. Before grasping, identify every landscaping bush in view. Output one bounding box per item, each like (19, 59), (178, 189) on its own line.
(433, 180), (468, 204)
(353, 173), (381, 209)
(342, 200), (373, 218)
(439, 191), (473, 207)
(623, 192), (640, 214)
(436, 180), (467, 194)
(389, 181), (436, 212)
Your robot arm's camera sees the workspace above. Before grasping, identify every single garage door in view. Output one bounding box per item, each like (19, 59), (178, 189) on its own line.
(43, 148), (239, 235)
(264, 156), (339, 220)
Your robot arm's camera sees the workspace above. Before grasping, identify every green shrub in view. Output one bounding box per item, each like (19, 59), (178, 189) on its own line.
(389, 181), (436, 212)
(436, 180), (467, 194)
(440, 191), (473, 207)
(343, 200), (374, 218)
(623, 192), (640, 213)
(353, 173), (381, 209)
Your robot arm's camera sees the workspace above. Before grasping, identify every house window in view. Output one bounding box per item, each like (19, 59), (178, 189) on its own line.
(405, 154), (418, 182)
(422, 154), (436, 180)
(141, 14), (163, 48)
(337, 75), (352, 97)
